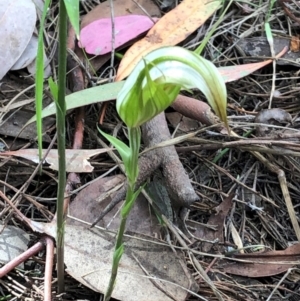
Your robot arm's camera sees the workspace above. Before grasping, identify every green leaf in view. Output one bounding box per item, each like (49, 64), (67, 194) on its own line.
(113, 244), (124, 265)
(127, 127), (141, 185)
(26, 81), (125, 125)
(98, 129), (132, 177)
(121, 185), (144, 217)
(48, 77), (58, 101)
(63, 0), (80, 38)
(35, 0), (51, 162)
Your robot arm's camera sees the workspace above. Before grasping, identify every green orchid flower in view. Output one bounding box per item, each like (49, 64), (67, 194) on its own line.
(116, 46), (228, 129)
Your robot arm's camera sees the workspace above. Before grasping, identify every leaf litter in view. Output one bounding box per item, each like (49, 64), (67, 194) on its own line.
(67, 175), (197, 301)
(2, 0), (300, 300)
(116, 0), (222, 80)
(1, 148), (112, 172)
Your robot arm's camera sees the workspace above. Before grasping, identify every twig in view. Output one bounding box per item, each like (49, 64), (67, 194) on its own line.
(0, 240), (44, 277)
(44, 236), (55, 301)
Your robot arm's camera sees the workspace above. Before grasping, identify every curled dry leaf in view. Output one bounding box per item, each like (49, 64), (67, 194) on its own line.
(1, 149), (111, 173)
(116, 0), (221, 80)
(229, 221), (244, 254)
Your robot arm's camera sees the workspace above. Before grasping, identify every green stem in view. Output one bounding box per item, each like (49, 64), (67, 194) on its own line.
(104, 184), (134, 301)
(105, 127), (141, 301)
(127, 127), (141, 186)
(56, 0), (68, 294)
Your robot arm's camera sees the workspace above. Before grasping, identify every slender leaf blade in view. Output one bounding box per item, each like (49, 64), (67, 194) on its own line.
(26, 81), (125, 125)
(98, 129), (132, 176)
(63, 0), (80, 38)
(35, 0), (51, 162)
(48, 77), (58, 101)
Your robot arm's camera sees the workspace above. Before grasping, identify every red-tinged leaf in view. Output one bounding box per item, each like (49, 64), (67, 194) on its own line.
(1, 149), (111, 173)
(79, 15), (158, 55)
(222, 243), (300, 277)
(219, 46), (288, 83)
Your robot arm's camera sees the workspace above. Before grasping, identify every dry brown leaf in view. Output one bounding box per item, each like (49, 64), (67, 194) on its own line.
(290, 35), (300, 52)
(1, 149), (111, 173)
(116, 0), (221, 81)
(69, 175), (163, 236)
(65, 224), (195, 301)
(237, 37), (299, 66)
(186, 194), (233, 253)
(166, 112), (199, 132)
(221, 243), (300, 277)
(229, 221), (244, 254)
(0, 109), (53, 142)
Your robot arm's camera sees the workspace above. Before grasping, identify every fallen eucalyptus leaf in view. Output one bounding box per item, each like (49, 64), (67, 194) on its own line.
(222, 243), (300, 277)
(67, 175), (198, 300)
(116, 0), (221, 80)
(81, 0), (160, 29)
(79, 15), (158, 55)
(1, 149), (111, 173)
(65, 224), (196, 301)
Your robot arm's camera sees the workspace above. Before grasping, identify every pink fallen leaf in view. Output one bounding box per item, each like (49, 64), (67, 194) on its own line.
(1, 149), (111, 173)
(219, 47), (288, 83)
(79, 15), (158, 55)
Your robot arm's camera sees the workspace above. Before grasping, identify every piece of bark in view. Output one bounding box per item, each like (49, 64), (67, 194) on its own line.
(142, 113), (199, 209)
(171, 94), (218, 125)
(91, 112), (199, 226)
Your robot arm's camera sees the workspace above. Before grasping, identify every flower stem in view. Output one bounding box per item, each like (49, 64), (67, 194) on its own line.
(56, 0), (68, 294)
(104, 127), (141, 301)
(104, 184), (134, 301)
